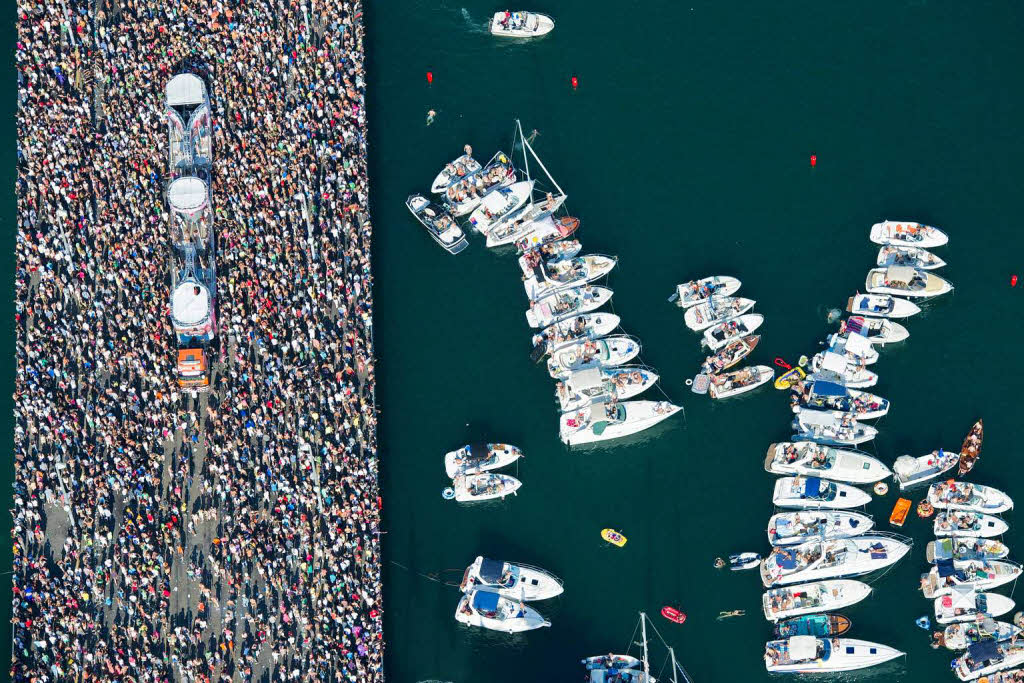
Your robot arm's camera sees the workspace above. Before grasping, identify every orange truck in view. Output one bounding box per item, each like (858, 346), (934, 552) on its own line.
(176, 347), (210, 390)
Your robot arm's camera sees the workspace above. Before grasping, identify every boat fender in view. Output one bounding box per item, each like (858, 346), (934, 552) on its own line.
(441, 487), (455, 500)
(874, 482), (889, 496)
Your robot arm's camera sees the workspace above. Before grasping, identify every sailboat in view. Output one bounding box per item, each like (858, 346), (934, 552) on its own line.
(582, 612), (694, 683)
(502, 120), (570, 250)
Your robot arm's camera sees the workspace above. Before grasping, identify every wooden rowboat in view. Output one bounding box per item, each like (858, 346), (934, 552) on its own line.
(958, 419), (983, 476)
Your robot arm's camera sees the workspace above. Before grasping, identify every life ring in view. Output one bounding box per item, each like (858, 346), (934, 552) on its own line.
(442, 487), (455, 500)
(685, 379), (693, 386)
(873, 482), (889, 496)
(917, 500), (935, 518)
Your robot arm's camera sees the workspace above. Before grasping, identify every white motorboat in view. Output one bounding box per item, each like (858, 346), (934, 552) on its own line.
(935, 586), (1015, 624)
(943, 620), (1021, 650)
(452, 473), (521, 502)
(842, 315), (909, 345)
(792, 410), (877, 446)
(547, 336), (640, 380)
(809, 351), (878, 388)
(431, 152), (481, 194)
(765, 636), (903, 673)
(892, 449), (959, 489)
(922, 559), (1023, 598)
(927, 538), (1009, 564)
(444, 151), (516, 215)
(760, 535), (911, 587)
(444, 443), (522, 478)
(518, 239), (582, 276)
(772, 476), (872, 509)
(708, 365), (773, 399)
(928, 481), (1014, 514)
(877, 245), (947, 270)
(486, 194), (568, 248)
(405, 194), (469, 254)
(935, 512), (1010, 539)
(532, 312), (620, 355)
(870, 220), (949, 249)
(468, 180), (535, 234)
(489, 11), (554, 37)
(794, 381), (890, 420)
(703, 314), (764, 351)
(683, 297), (756, 331)
(765, 442), (891, 484)
(524, 255), (617, 301)
(865, 265), (954, 298)
(455, 589), (550, 633)
(762, 579), (871, 621)
(526, 285), (613, 328)
(953, 639), (1024, 681)
(459, 556), (563, 601)
(701, 334), (760, 375)
(846, 293), (921, 319)
(823, 332), (879, 366)
(767, 511), (874, 547)
(515, 215), (580, 253)
(556, 366), (658, 412)
(672, 276), (741, 308)
(560, 400), (681, 446)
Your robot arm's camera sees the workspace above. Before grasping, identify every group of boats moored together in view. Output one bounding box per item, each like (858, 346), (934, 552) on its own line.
(755, 221), (962, 674)
(454, 556), (561, 632)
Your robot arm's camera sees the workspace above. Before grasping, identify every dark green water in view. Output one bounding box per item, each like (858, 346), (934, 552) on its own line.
(367, 3), (1024, 681)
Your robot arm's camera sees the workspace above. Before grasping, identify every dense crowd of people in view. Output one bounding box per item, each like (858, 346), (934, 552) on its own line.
(13, 0), (383, 680)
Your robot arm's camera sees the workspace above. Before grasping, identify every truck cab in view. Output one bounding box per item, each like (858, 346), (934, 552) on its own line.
(176, 348), (210, 390)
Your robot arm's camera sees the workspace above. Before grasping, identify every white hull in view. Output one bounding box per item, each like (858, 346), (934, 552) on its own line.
(431, 153), (481, 194)
(406, 195), (469, 254)
(468, 180), (534, 233)
(923, 560), (1022, 597)
(810, 352), (879, 388)
(866, 266), (954, 298)
(703, 314), (764, 351)
(444, 443), (522, 479)
(455, 590), (550, 632)
(556, 366), (658, 412)
(486, 195), (568, 247)
(547, 336), (640, 380)
(797, 388), (890, 421)
(445, 151), (516, 215)
(847, 293), (921, 319)
(453, 473), (522, 502)
(489, 11), (554, 37)
(822, 337), (879, 365)
(935, 590), (1015, 624)
(675, 276), (741, 308)
(684, 297), (755, 331)
(762, 579), (871, 621)
(561, 400), (681, 446)
(955, 646), (1024, 681)
(877, 245), (947, 270)
(765, 442), (891, 484)
(708, 365), (773, 399)
(935, 512), (1010, 538)
(534, 313), (621, 353)
(526, 286), (613, 328)
(870, 220), (949, 249)
(761, 536), (911, 587)
(893, 450), (959, 489)
(461, 556), (563, 601)
(524, 255), (617, 301)
(943, 621), (1020, 650)
(773, 477), (872, 509)
(767, 511), (874, 547)
(847, 317), (910, 345)
(792, 410), (878, 446)
(765, 637), (903, 673)
(928, 481), (1014, 514)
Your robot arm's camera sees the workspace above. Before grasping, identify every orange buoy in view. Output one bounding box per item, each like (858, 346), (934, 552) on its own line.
(571, 75), (578, 89)
(1012, 275), (1018, 287)
(810, 154), (817, 167)
(426, 71), (433, 84)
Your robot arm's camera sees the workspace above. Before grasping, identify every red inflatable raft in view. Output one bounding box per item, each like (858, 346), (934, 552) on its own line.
(661, 606), (686, 624)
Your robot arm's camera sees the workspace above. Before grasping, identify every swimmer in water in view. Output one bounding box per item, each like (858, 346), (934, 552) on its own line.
(714, 557), (726, 569)
(717, 610), (745, 620)
(426, 109), (436, 125)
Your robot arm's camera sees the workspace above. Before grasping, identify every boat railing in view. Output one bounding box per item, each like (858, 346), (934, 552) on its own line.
(861, 530), (914, 547)
(515, 563), (564, 587)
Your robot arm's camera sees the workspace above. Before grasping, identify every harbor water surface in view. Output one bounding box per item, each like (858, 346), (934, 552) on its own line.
(367, 3), (1024, 681)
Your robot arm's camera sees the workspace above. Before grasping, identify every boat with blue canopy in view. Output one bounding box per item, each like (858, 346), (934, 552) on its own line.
(454, 588), (550, 632)
(794, 380), (890, 420)
(460, 556), (563, 601)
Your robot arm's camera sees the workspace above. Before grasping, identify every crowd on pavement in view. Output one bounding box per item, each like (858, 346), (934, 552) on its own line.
(13, 0), (383, 680)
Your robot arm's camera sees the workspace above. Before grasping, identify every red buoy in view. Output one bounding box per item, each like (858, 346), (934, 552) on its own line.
(426, 71), (433, 84)
(810, 154), (817, 167)
(571, 75), (578, 89)
(1012, 275), (1018, 287)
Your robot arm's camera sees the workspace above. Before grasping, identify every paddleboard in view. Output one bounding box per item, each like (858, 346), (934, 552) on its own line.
(601, 529), (627, 547)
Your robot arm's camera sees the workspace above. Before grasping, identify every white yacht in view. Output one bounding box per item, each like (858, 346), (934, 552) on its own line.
(865, 265), (954, 298)
(455, 589), (550, 632)
(444, 443), (522, 478)
(430, 152), (481, 193)
(526, 286), (613, 329)
(953, 639), (1024, 681)
(942, 620), (1020, 651)
(760, 535), (911, 587)
(708, 365), (773, 399)
(703, 314), (764, 351)
(877, 244), (946, 270)
(763, 579), (871, 621)
(921, 559), (1023, 598)
(524, 255), (617, 301)
(793, 381), (890, 420)
(765, 442), (890, 484)
(767, 511), (874, 547)
(684, 297), (755, 331)
(791, 410), (877, 446)
(489, 11), (555, 37)
(809, 350), (879, 388)
(485, 193), (567, 247)
(460, 556), (563, 601)
(452, 473), (521, 502)
(444, 151), (516, 215)
(547, 336), (640, 380)
(556, 366), (658, 412)
(467, 180), (535, 234)
(560, 400), (681, 446)
(405, 194), (468, 254)
(672, 276), (741, 308)
(892, 449), (959, 489)
(928, 481), (1014, 514)
(772, 476), (872, 509)
(765, 636), (903, 673)
(532, 312), (620, 355)
(934, 512), (1010, 539)
(935, 586), (1015, 624)
(869, 220), (949, 248)
(843, 315), (910, 345)
(846, 293), (921, 319)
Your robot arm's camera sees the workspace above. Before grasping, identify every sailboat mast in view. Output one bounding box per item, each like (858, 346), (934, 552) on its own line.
(640, 612), (650, 678)
(515, 119), (531, 182)
(669, 647), (679, 683)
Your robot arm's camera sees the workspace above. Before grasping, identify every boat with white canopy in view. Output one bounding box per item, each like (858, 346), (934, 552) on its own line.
(444, 443), (522, 478)
(526, 286), (613, 328)
(671, 276), (741, 308)
(760, 534), (911, 587)
(793, 381), (889, 420)
(823, 332), (879, 365)
(928, 481), (1014, 514)
(773, 476), (872, 509)
(809, 351), (878, 388)
(792, 410), (877, 446)
(683, 297), (755, 331)
(556, 366), (658, 412)
(490, 11), (554, 37)
(870, 220), (949, 248)
(460, 556), (563, 601)
(865, 265), (954, 298)
(841, 315), (909, 345)
(935, 586), (1015, 624)
(767, 511), (874, 547)
(405, 194), (469, 254)
(703, 314), (764, 351)
(547, 336), (640, 380)
(560, 400), (681, 446)
(444, 150), (516, 215)
(452, 473), (521, 502)
(764, 636), (903, 673)
(943, 619), (1021, 651)
(708, 365), (773, 399)
(524, 255), (617, 301)
(877, 245), (947, 270)
(532, 313), (620, 356)
(455, 588), (550, 632)
(935, 512), (1010, 539)
(765, 442), (890, 483)
(431, 151), (481, 193)
(893, 449), (959, 489)
(846, 293), (921, 319)
(763, 579), (871, 621)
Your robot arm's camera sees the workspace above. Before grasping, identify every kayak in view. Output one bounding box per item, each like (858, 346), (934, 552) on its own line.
(661, 606), (686, 624)
(602, 529), (627, 547)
